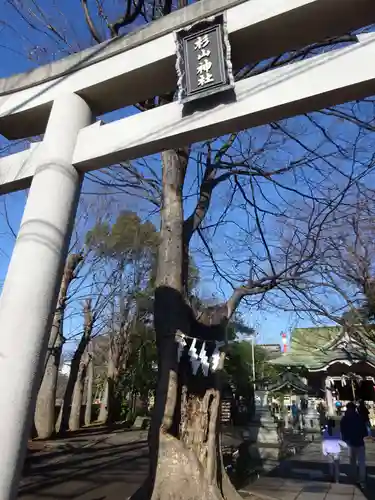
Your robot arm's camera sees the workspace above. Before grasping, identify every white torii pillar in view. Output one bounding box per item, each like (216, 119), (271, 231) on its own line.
(0, 93), (91, 500)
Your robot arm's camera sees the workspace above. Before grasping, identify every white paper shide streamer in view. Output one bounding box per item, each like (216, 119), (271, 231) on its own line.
(188, 338), (201, 375)
(199, 342), (210, 376)
(176, 336), (225, 377)
(177, 334), (187, 362)
(210, 341), (225, 372)
(325, 376), (334, 388)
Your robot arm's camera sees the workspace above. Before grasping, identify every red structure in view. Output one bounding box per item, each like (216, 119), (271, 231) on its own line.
(281, 332), (287, 353)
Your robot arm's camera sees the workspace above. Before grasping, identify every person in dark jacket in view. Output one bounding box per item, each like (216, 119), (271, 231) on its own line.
(358, 400), (370, 428)
(340, 401), (367, 487)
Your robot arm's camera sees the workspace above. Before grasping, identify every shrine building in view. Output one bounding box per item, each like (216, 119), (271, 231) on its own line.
(270, 326), (375, 414)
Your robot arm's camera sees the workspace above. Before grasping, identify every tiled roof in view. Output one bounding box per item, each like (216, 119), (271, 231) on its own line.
(271, 325), (375, 371)
(291, 326), (341, 353)
(268, 371), (311, 393)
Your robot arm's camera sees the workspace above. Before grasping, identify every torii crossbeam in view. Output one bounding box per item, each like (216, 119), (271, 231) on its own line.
(0, 0), (374, 498)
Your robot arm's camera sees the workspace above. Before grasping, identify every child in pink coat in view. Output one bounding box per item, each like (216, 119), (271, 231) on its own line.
(322, 418), (348, 482)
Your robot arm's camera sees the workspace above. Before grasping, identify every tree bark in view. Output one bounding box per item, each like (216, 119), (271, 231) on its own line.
(97, 354), (118, 424)
(105, 354), (119, 424)
(99, 324), (131, 424)
(34, 253), (82, 439)
(58, 299), (93, 434)
(34, 333), (63, 439)
(98, 381), (109, 422)
(69, 353), (87, 431)
(84, 343), (94, 426)
(57, 338), (87, 433)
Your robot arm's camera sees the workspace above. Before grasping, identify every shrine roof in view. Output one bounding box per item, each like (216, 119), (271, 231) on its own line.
(291, 326), (341, 352)
(271, 325), (375, 371)
(268, 371), (311, 393)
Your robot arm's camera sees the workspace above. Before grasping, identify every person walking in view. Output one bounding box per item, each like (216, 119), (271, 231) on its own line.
(317, 400), (327, 432)
(300, 398), (308, 430)
(322, 418), (348, 483)
(291, 402), (299, 431)
(340, 401), (368, 488)
(335, 399), (342, 416)
(358, 400), (371, 436)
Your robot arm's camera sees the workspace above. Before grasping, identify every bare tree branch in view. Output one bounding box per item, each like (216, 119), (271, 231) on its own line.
(109, 0), (145, 37)
(81, 0), (103, 43)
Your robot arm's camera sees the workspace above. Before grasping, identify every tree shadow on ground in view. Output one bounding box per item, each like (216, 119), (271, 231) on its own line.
(45, 421), (132, 440)
(20, 440), (149, 499)
(24, 437), (147, 470)
(237, 426), (315, 490)
(25, 425), (143, 466)
(21, 425), (259, 500)
(221, 419), (307, 489)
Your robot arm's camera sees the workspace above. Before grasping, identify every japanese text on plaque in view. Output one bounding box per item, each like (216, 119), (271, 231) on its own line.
(194, 34), (215, 87)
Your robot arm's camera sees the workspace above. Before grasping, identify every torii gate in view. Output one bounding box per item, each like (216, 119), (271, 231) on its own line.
(0, 0), (375, 497)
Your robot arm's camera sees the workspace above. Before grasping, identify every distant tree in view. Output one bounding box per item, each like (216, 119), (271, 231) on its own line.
(86, 211), (158, 423)
(225, 342), (279, 399)
(57, 298), (95, 433)
(68, 300), (94, 432)
(34, 253), (83, 439)
(119, 324), (158, 417)
(291, 198), (375, 341)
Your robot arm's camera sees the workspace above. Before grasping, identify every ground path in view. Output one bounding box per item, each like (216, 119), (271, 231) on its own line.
(241, 439), (375, 500)
(18, 425), (247, 499)
(19, 429), (375, 500)
(19, 429), (149, 500)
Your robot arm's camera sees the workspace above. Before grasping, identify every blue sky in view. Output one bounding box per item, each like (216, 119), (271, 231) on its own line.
(0, 0), (374, 351)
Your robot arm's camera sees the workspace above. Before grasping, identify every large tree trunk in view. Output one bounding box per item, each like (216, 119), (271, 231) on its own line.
(98, 326), (131, 424)
(57, 340), (87, 433)
(58, 299), (93, 434)
(34, 253), (82, 439)
(69, 353), (88, 431)
(132, 149), (241, 500)
(84, 343), (94, 426)
(98, 381), (109, 422)
(148, 300), (236, 500)
(97, 356), (117, 424)
(34, 332), (63, 439)
(105, 355), (118, 424)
